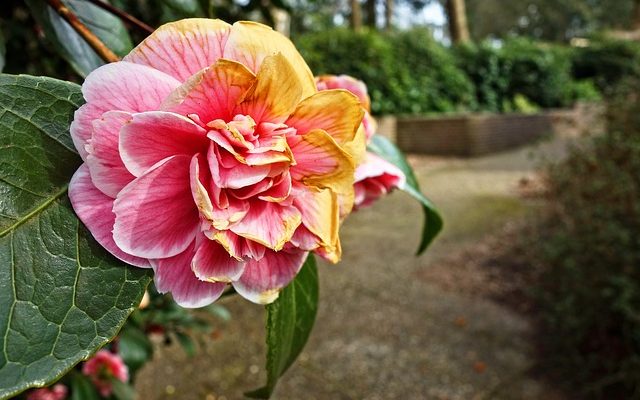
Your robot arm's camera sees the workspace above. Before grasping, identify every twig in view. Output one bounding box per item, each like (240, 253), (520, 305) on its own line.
(85, 0), (154, 34)
(44, 0), (120, 63)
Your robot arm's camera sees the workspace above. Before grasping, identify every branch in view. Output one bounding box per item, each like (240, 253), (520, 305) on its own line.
(85, 0), (155, 34)
(44, 0), (120, 63)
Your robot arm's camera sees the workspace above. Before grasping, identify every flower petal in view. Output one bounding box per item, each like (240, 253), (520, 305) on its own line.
(71, 62), (180, 160)
(289, 129), (355, 195)
(162, 59), (256, 123)
(119, 111), (208, 177)
(238, 53), (304, 124)
(124, 18), (231, 81)
(230, 201), (301, 251)
(69, 165), (149, 268)
(233, 249), (308, 304)
(113, 155), (199, 258)
(153, 241), (225, 308)
(292, 185), (340, 262)
(224, 21), (316, 98)
(85, 111), (135, 197)
(354, 152), (406, 208)
(286, 89), (364, 146)
(192, 238), (245, 283)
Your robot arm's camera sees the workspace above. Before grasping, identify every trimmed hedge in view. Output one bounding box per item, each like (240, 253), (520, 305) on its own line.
(295, 29), (611, 115)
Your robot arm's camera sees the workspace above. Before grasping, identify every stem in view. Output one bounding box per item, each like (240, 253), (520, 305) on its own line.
(85, 0), (154, 34)
(44, 0), (120, 63)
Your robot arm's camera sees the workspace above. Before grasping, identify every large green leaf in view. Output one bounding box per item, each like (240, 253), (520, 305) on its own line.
(26, 0), (133, 77)
(0, 74), (151, 399)
(246, 255), (319, 399)
(368, 134), (443, 254)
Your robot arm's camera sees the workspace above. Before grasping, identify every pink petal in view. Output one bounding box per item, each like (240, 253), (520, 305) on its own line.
(124, 19), (231, 81)
(233, 249), (308, 304)
(113, 155), (200, 259)
(192, 238), (245, 282)
(71, 62), (180, 160)
(69, 164), (150, 268)
(119, 111), (208, 177)
(85, 111), (135, 197)
(230, 200), (301, 251)
(152, 241), (226, 308)
(162, 59), (256, 123)
(208, 143), (271, 189)
(206, 229), (267, 261)
(354, 153), (406, 208)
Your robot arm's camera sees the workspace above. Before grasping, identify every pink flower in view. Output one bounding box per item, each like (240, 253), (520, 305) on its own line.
(69, 19), (364, 306)
(315, 75), (405, 209)
(82, 350), (129, 397)
(26, 385), (68, 400)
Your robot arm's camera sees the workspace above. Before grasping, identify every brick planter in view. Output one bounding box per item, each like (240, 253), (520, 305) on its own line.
(382, 103), (603, 156)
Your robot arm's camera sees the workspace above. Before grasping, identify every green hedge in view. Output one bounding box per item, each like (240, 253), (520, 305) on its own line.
(295, 28), (476, 115)
(295, 29), (610, 115)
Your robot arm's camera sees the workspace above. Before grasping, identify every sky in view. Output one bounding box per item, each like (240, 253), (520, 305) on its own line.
(396, 1), (446, 39)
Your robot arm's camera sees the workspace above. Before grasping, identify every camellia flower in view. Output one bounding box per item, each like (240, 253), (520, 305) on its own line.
(316, 75), (405, 209)
(25, 384), (68, 400)
(69, 19), (365, 306)
(82, 350), (129, 397)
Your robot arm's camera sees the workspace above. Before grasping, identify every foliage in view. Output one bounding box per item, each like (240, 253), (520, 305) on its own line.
(534, 79), (640, 398)
(0, 74), (151, 399)
(455, 38), (580, 112)
(295, 27), (476, 115)
(466, 0), (640, 42)
(572, 38), (640, 95)
(247, 256), (319, 398)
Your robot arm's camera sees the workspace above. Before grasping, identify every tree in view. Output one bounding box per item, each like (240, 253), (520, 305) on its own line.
(466, 0), (640, 42)
(444, 0), (469, 43)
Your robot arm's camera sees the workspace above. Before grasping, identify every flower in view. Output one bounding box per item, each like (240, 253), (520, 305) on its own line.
(26, 385), (68, 400)
(69, 19), (364, 306)
(315, 75), (405, 209)
(82, 350), (129, 397)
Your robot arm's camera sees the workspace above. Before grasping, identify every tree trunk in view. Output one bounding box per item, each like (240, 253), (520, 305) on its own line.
(445, 0), (470, 44)
(633, 0), (640, 30)
(365, 0), (376, 28)
(351, 0), (363, 31)
(384, 0), (393, 31)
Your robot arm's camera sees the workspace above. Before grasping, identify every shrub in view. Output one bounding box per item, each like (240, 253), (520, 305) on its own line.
(455, 39), (577, 112)
(535, 79), (640, 398)
(295, 28), (476, 115)
(572, 39), (640, 95)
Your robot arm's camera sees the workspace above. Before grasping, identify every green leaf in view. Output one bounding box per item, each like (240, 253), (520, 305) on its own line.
(25, 0), (133, 77)
(368, 134), (443, 254)
(0, 74), (151, 399)
(246, 255), (319, 399)
(110, 379), (136, 400)
(70, 374), (100, 400)
(118, 325), (153, 377)
(175, 331), (197, 357)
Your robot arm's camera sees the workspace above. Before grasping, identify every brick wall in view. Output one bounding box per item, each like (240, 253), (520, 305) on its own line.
(383, 103), (604, 156)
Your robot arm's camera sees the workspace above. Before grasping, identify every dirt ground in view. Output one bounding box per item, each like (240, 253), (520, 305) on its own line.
(136, 135), (574, 400)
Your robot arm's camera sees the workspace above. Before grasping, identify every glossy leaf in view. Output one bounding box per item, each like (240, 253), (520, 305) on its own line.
(368, 134), (443, 254)
(0, 74), (151, 399)
(246, 255), (319, 399)
(26, 0), (133, 77)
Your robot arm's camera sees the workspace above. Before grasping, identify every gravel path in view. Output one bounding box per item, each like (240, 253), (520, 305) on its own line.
(136, 136), (573, 400)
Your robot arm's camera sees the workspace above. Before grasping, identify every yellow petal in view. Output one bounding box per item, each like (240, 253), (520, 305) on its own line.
(286, 89), (364, 147)
(238, 53), (304, 124)
(226, 21), (316, 99)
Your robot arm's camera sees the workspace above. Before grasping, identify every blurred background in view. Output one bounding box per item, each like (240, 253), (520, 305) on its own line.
(4, 1), (640, 399)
